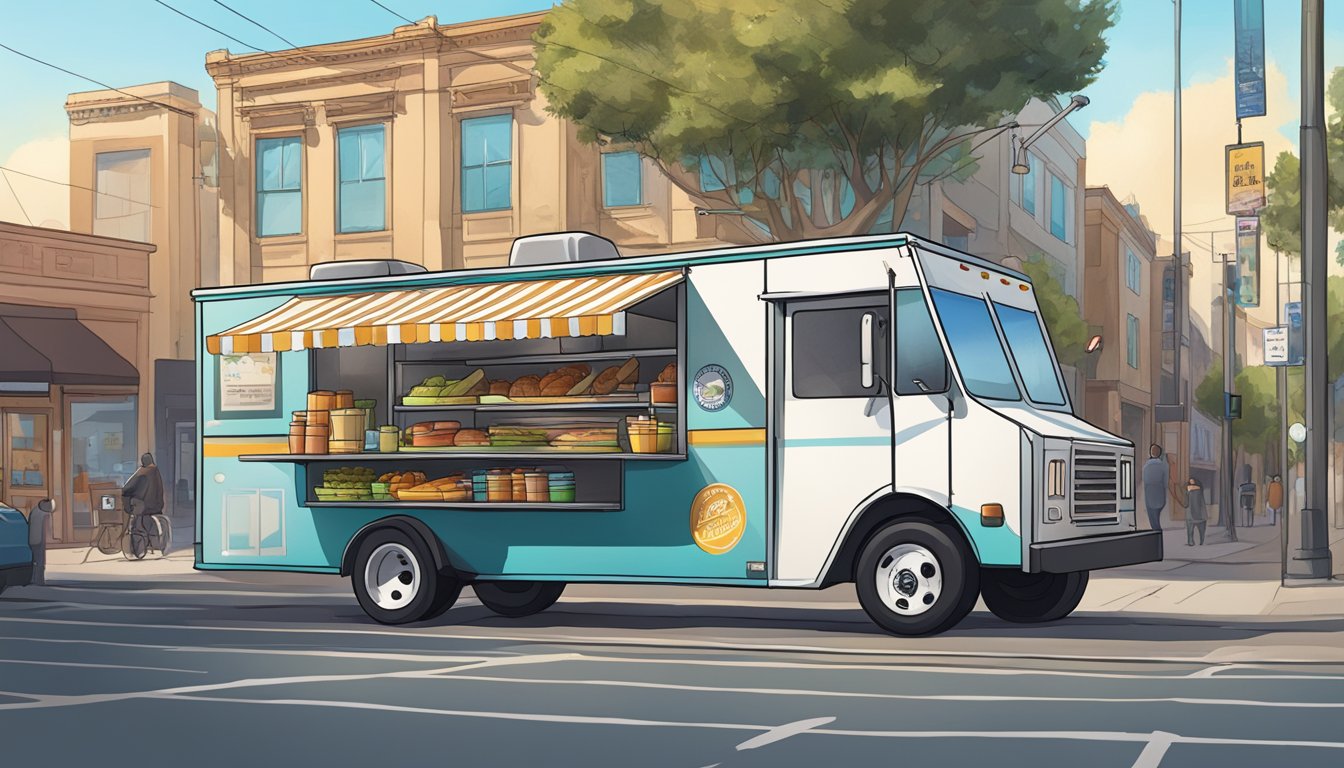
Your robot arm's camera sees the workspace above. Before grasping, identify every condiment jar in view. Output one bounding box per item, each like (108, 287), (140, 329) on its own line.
(378, 425), (399, 454)
(304, 421), (329, 455)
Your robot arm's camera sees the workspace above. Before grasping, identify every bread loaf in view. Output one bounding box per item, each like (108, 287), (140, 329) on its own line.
(454, 428), (490, 446)
(509, 375), (541, 398)
(541, 374), (578, 396)
(657, 362), (677, 384)
(490, 380), (512, 396)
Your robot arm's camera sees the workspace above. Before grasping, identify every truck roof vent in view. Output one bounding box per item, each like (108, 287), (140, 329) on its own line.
(509, 232), (620, 266)
(309, 259), (428, 281)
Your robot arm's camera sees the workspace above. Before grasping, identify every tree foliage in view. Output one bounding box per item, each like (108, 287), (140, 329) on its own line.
(1022, 256), (1087, 368)
(534, 0), (1116, 242)
(1195, 356), (1280, 456)
(1260, 68), (1344, 262)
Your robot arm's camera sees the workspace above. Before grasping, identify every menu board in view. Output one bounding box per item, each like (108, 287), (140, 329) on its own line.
(217, 352), (281, 418)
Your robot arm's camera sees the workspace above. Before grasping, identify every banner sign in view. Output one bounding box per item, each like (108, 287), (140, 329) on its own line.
(1264, 326), (1288, 365)
(1235, 216), (1260, 307)
(1234, 0), (1267, 118)
(1285, 300), (1305, 366)
(1226, 142), (1266, 215)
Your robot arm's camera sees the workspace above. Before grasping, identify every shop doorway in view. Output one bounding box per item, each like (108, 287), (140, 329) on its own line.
(67, 395), (139, 544)
(174, 421), (195, 518)
(2, 409), (52, 534)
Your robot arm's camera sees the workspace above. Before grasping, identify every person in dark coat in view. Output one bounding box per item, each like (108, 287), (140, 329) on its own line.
(121, 453), (165, 517)
(1184, 478), (1208, 546)
(1238, 464), (1257, 528)
(1141, 444), (1169, 533)
(27, 498), (52, 586)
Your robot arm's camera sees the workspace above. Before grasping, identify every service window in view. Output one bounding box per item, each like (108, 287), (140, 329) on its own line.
(792, 304), (888, 398)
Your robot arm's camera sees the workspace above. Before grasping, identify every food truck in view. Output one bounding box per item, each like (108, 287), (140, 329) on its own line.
(194, 232), (1161, 636)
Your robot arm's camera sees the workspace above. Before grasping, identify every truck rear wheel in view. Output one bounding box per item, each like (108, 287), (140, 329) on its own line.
(473, 580), (565, 618)
(980, 568), (1089, 623)
(352, 527), (454, 625)
(855, 519), (979, 637)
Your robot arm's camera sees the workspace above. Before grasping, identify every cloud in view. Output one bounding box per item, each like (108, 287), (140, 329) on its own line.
(1084, 58), (1315, 331)
(0, 136), (69, 230)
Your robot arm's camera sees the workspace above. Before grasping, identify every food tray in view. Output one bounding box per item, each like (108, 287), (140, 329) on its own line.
(401, 396), (479, 406)
(397, 445), (622, 453)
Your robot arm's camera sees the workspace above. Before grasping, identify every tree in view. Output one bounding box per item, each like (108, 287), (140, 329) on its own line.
(534, 0), (1116, 243)
(1260, 67), (1344, 262)
(1195, 357), (1282, 458)
(1021, 256), (1088, 368)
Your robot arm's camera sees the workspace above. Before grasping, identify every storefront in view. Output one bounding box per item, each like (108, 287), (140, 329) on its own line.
(0, 222), (154, 547)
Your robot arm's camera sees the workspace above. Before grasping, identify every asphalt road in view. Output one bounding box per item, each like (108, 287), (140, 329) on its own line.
(2, 576), (1344, 767)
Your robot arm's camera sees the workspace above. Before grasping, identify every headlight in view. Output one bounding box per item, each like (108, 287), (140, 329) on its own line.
(1119, 458), (1134, 500)
(1047, 459), (1067, 499)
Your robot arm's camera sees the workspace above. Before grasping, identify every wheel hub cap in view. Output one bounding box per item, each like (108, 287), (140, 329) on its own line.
(875, 543), (943, 616)
(364, 543), (421, 611)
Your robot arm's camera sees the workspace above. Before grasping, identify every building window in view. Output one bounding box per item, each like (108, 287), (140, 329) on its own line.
(1126, 248), (1142, 295)
(942, 213), (971, 251)
(1126, 313), (1140, 369)
(1049, 172), (1068, 241)
(95, 149), (152, 241)
(1020, 152), (1039, 216)
(461, 114), (513, 212)
(337, 124), (386, 233)
(255, 137), (302, 237)
(602, 151), (643, 207)
(700, 155), (729, 192)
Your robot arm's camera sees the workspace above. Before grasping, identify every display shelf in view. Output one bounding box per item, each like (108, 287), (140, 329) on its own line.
(395, 348), (674, 368)
(302, 500), (622, 511)
(239, 451), (686, 462)
(394, 401), (678, 413)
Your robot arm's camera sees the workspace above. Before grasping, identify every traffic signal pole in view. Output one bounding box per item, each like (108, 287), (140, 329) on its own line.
(1290, 0), (1333, 579)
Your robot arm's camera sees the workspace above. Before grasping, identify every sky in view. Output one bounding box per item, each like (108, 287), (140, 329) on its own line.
(0, 0), (1340, 326)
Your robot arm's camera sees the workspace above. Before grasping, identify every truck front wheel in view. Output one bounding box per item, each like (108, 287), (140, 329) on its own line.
(352, 527), (457, 625)
(980, 568), (1089, 623)
(473, 580), (565, 618)
(855, 520), (979, 637)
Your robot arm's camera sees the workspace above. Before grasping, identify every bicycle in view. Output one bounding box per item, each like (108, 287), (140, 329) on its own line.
(88, 501), (171, 561)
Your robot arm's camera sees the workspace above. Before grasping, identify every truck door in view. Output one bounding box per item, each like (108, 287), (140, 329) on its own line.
(888, 288), (953, 509)
(774, 294), (893, 582)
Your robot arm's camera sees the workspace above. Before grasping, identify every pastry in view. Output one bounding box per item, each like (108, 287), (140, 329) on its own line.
(541, 374), (578, 396)
(490, 380), (512, 396)
(509, 375), (542, 398)
(567, 369), (598, 395)
(557, 363), (591, 378)
(538, 371), (564, 392)
(454, 428), (490, 446)
(657, 362), (677, 384)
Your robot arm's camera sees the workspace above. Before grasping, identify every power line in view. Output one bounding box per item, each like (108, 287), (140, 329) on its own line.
(0, 165), (156, 209)
(1, 170), (33, 226)
(0, 41), (195, 118)
(151, 0), (265, 52)
(211, 0), (298, 49)
(368, 0), (416, 25)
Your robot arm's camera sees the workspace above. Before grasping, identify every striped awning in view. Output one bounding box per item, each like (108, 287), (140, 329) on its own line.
(205, 271), (683, 355)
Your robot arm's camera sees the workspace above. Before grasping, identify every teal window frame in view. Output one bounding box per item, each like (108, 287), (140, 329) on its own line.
(336, 124), (387, 234)
(602, 151), (643, 207)
(1050, 172), (1068, 241)
(1021, 152), (1039, 216)
(255, 136), (302, 237)
(461, 114), (513, 213)
(1126, 248), (1142, 295)
(1126, 313), (1140, 369)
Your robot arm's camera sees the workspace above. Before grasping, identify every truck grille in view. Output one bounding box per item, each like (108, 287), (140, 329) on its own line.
(1073, 447), (1119, 523)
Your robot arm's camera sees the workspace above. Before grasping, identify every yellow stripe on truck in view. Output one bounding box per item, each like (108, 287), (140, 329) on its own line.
(688, 428), (766, 446)
(203, 440), (288, 458)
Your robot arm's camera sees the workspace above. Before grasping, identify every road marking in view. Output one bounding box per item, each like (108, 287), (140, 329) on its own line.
(0, 658), (206, 674)
(425, 672), (1344, 709)
(1131, 731), (1175, 768)
(43, 586), (351, 599)
(0, 635), (502, 664)
(6, 616), (1344, 667)
(736, 717), (836, 750)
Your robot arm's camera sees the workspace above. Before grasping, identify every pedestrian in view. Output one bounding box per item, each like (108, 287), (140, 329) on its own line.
(27, 498), (52, 586)
(1141, 443), (1168, 533)
(1239, 465), (1257, 528)
(1266, 474), (1284, 526)
(1184, 478), (1208, 545)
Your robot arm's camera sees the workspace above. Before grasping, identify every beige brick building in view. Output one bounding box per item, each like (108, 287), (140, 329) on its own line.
(205, 12), (719, 286)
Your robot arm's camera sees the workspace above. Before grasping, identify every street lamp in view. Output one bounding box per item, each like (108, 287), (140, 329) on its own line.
(1011, 95), (1091, 174)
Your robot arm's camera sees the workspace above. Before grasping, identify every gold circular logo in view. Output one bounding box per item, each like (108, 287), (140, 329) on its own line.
(690, 483), (746, 555)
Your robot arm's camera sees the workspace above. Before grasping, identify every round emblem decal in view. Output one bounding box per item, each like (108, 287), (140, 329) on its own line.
(693, 364), (733, 412)
(690, 483), (747, 555)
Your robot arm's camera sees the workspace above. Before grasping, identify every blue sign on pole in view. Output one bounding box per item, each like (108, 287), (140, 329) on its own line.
(1285, 300), (1305, 366)
(1234, 0), (1266, 119)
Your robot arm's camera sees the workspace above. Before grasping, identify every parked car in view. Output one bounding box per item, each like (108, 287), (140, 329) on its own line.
(0, 501), (33, 596)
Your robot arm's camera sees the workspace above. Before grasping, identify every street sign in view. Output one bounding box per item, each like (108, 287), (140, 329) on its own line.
(1285, 300), (1305, 365)
(1235, 216), (1260, 306)
(1264, 326), (1289, 364)
(1226, 142), (1266, 215)
(1234, 0), (1267, 119)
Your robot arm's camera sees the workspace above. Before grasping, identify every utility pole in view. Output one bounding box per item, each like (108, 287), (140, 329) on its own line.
(1222, 259), (1238, 542)
(1172, 0), (1183, 417)
(1277, 250), (1290, 583)
(1291, 0), (1333, 579)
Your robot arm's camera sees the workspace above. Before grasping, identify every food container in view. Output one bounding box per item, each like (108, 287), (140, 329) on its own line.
(329, 439), (363, 454)
(364, 429), (380, 451)
(288, 419), (307, 454)
(308, 390), (336, 413)
(306, 409), (330, 429)
(330, 408), (366, 443)
(370, 482), (392, 500)
(650, 382), (677, 404)
(524, 472), (550, 502)
(304, 422), (329, 454)
(379, 425), (400, 453)
(334, 390), (355, 409)
(549, 470), (576, 503)
(354, 399), (378, 432)
(486, 470), (513, 502)
(511, 469), (528, 502)
(471, 471), (488, 502)
(628, 418), (674, 453)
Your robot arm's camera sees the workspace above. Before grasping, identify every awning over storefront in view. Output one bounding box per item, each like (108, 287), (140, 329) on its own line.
(0, 304), (139, 387)
(206, 270), (684, 354)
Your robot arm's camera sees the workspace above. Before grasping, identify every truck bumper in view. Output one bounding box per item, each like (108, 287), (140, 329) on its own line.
(1028, 530), (1162, 573)
(0, 563), (33, 590)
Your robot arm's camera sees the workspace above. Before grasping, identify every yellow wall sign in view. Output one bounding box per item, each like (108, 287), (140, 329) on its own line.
(690, 483), (746, 555)
(1226, 142), (1266, 215)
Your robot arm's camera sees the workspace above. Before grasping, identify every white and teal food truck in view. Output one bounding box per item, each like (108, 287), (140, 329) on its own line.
(194, 232), (1160, 636)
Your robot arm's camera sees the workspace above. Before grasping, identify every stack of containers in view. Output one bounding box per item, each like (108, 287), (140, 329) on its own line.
(548, 470), (575, 503)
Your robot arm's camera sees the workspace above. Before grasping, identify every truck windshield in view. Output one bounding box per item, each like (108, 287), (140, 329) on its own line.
(929, 289), (1020, 401)
(993, 302), (1067, 406)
